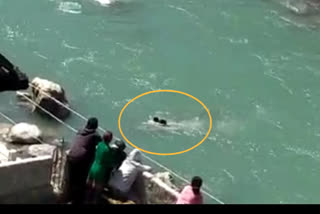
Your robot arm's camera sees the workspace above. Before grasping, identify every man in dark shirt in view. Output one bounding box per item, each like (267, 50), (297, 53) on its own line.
(104, 140), (127, 183)
(112, 140), (127, 170)
(66, 117), (102, 204)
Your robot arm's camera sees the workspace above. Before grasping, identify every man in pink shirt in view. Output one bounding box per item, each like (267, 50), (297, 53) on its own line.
(176, 176), (204, 204)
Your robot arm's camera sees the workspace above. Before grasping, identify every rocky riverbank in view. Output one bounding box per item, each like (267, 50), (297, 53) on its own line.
(0, 122), (59, 162)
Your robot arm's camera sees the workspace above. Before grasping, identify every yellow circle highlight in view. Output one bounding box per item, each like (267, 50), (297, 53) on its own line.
(118, 90), (212, 156)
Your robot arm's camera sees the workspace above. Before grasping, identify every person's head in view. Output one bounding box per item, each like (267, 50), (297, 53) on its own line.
(103, 131), (113, 144)
(191, 176), (202, 194)
(128, 149), (142, 163)
(153, 117), (159, 123)
(115, 140), (126, 151)
(85, 117), (98, 130)
(159, 119), (167, 126)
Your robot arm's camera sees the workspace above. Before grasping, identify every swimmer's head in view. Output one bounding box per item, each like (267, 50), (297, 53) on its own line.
(160, 119), (167, 126)
(153, 117), (159, 123)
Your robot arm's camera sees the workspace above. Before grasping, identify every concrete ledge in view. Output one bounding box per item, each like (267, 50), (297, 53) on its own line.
(0, 155), (51, 167)
(0, 155), (52, 199)
(0, 184), (56, 204)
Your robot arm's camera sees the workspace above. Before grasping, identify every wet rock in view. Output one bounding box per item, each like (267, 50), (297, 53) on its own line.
(5, 123), (42, 144)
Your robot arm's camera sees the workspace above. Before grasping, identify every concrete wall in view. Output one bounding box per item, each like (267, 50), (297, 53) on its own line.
(0, 156), (55, 204)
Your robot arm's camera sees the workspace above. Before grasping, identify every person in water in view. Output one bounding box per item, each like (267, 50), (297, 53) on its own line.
(153, 117), (167, 126)
(159, 119), (167, 126)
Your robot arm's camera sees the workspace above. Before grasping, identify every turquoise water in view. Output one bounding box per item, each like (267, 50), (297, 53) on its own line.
(1, 0), (320, 203)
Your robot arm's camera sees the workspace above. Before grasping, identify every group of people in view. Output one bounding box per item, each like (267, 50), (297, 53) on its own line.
(65, 117), (204, 204)
(65, 117), (151, 204)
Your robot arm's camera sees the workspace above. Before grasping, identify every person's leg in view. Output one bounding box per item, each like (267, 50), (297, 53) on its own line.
(93, 183), (104, 204)
(67, 159), (79, 204)
(73, 161), (92, 204)
(104, 167), (113, 185)
(71, 162), (87, 204)
(78, 161), (94, 203)
(85, 179), (96, 204)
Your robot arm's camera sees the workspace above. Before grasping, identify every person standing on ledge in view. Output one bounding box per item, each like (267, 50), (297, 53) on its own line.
(66, 117), (102, 204)
(176, 176), (204, 204)
(86, 131), (115, 204)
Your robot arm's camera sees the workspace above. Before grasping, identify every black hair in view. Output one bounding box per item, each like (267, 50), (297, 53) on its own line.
(153, 117), (159, 122)
(86, 117), (98, 130)
(159, 119), (167, 126)
(115, 140), (126, 151)
(191, 176), (202, 194)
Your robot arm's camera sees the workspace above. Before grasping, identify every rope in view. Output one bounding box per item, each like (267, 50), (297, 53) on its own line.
(27, 83), (224, 204)
(19, 91), (78, 134)
(141, 154), (224, 204)
(0, 111), (16, 125)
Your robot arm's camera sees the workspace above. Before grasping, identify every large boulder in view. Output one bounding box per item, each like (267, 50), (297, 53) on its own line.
(5, 123), (42, 144)
(18, 77), (71, 120)
(0, 53), (29, 92)
(28, 144), (56, 157)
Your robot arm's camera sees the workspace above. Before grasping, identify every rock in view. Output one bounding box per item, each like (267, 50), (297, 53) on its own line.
(6, 123), (42, 144)
(153, 172), (178, 190)
(0, 123), (12, 138)
(30, 77), (70, 119)
(0, 53), (29, 92)
(28, 144), (56, 157)
(145, 172), (178, 204)
(0, 143), (9, 162)
(17, 77), (71, 120)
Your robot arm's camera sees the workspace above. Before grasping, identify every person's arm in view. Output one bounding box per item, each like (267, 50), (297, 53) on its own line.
(131, 161), (152, 172)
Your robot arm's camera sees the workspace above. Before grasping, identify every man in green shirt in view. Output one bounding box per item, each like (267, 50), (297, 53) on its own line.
(86, 131), (113, 204)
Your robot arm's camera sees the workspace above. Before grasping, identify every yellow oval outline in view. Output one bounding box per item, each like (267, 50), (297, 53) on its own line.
(118, 90), (212, 156)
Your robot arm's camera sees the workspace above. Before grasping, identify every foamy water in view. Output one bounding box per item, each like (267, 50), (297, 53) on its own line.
(139, 116), (206, 137)
(58, 2), (82, 14)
